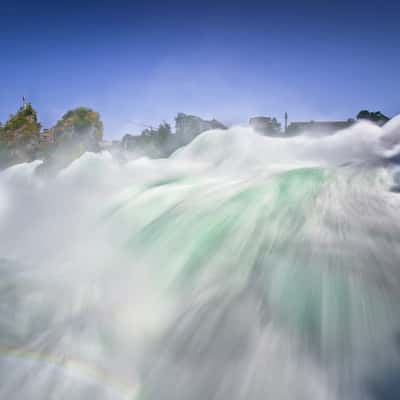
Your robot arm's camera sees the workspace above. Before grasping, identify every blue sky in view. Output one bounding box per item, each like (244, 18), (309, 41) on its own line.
(0, 0), (399, 138)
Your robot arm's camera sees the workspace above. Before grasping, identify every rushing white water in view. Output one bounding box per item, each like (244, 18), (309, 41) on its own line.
(1, 117), (400, 400)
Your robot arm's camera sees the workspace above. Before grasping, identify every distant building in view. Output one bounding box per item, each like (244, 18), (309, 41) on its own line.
(40, 128), (55, 143)
(99, 140), (121, 153)
(175, 113), (226, 145)
(121, 134), (139, 150)
(249, 116), (281, 136)
(99, 140), (113, 150)
(286, 119), (355, 135)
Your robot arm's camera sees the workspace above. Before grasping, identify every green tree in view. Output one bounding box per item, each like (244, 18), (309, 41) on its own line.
(1, 103), (41, 144)
(53, 107), (104, 148)
(157, 122), (172, 144)
(357, 110), (371, 120)
(357, 110), (389, 123)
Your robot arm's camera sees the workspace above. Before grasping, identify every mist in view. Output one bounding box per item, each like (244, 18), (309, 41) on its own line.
(1, 117), (400, 399)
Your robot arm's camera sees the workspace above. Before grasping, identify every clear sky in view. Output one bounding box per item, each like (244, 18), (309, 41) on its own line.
(1, 0), (399, 138)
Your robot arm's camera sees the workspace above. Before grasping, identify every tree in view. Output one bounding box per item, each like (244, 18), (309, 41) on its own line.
(53, 107), (103, 150)
(357, 110), (371, 120)
(357, 110), (389, 123)
(138, 123), (172, 145)
(1, 103), (41, 145)
(157, 122), (172, 144)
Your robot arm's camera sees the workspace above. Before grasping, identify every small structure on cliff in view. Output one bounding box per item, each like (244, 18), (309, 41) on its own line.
(40, 128), (55, 143)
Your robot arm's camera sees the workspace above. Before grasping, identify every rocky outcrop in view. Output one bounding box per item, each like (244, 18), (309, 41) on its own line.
(53, 107), (104, 152)
(0, 103), (41, 164)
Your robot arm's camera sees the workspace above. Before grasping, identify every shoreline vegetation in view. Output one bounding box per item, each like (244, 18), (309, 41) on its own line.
(0, 104), (104, 173)
(0, 102), (227, 173)
(0, 101), (390, 173)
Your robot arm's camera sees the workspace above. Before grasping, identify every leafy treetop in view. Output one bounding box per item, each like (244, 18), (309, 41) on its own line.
(357, 110), (389, 122)
(54, 107), (103, 141)
(1, 103), (41, 143)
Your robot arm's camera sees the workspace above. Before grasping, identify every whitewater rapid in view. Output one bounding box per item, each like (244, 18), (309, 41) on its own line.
(1, 117), (400, 400)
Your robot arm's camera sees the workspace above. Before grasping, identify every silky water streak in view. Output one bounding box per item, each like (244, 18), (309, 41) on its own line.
(1, 117), (400, 399)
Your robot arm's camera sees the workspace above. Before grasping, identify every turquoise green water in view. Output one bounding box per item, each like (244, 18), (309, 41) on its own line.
(94, 165), (400, 399)
(1, 157), (400, 400)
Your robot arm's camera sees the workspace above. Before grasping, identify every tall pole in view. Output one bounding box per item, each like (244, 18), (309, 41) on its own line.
(284, 112), (288, 133)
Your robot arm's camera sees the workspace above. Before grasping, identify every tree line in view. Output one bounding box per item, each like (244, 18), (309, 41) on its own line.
(0, 103), (103, 169)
